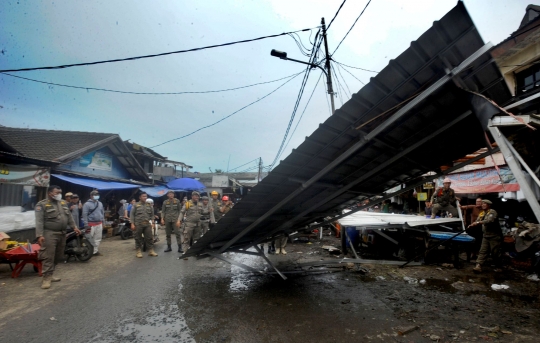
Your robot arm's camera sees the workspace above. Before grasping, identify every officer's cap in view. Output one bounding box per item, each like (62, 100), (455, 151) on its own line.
(192, 191), (200, 196)
(201, 196), (209, 200)
(167, 190), (175, 194)
(65, 192), (73, 197)
(482, 199), (493, 205)
(71, 194), (79, 199)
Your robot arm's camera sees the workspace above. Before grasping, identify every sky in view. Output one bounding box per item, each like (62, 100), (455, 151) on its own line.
(0, 0), (534, 173)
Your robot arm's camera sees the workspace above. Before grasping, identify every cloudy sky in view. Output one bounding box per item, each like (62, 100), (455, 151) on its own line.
(0, 0), (532, 172)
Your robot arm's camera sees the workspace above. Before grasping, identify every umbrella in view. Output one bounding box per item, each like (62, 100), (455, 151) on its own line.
(166, 178), (205, 191)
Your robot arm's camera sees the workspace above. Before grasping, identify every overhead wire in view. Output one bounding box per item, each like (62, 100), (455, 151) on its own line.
(0, 27), (317, 73)
(331, 64), (345, 105)
(332, 0), (372, 55)
(335, 61), (366, 85)
(327, 0), (347, 30)
(333, 60), (378, 73)
(333, 61), (352, 97)
(150, 71), (303, 148)
(0, 70), (304, 95)
(228, 158), (260, 172)
(268, 34), (324, 169)
(277, 71), (324, 161)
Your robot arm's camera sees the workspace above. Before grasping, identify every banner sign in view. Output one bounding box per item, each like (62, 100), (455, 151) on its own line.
(436, 167), (519, 193)
(80, 151), (112, 171)
(0, 164), (50, 187)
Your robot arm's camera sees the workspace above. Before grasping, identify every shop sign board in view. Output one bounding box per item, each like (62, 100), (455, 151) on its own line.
(423, 182), (434, 189)
(0, 164), (50, 187)
(417, 192), (428, 201)
(80, 151), (112, 171)
(436, 167), (519, 193)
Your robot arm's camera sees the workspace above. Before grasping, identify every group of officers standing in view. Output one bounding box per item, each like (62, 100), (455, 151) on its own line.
(130, 190), (233, 259)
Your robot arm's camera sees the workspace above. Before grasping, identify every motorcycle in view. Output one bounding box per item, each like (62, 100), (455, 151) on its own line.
(64, 227), (95, 262)
(117, 217), (134, 240)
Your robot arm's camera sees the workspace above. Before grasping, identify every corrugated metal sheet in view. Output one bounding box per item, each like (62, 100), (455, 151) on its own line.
(0, 183), (23, 206)
(184, 2), (513, 258)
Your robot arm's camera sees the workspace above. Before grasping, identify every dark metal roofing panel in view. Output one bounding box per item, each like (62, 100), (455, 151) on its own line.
(184, 2), (513, 258)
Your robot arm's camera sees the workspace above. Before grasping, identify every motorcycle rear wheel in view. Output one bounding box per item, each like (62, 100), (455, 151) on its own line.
(77, 238), (94, 262)
(120, 226), (133, 240)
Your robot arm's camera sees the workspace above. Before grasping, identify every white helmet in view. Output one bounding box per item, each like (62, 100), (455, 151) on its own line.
(146, 198), (154, 204)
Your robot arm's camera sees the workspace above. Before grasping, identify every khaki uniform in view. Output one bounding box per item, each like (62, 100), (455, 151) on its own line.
(210, 198), (222, 222)
(475, 209), (501, 266)
(431, 187), (458, 218)
(130, 201), (154, 250)
(35, 199), (77, 275)
(161, 198), (182, 246)
(200, 202), (216, 236)
(179, 200), (203, 253)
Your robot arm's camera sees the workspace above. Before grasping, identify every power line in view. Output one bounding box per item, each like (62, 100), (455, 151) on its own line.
(0, 27), (317, 73)
(278, 71), (324, 161)
(333, 61), (352, 97)
(150, 72), (303, 148)
(0, 70), (303, 95)
(269, 35), (324, 169)
(332, 0), (372, 55)
(228, 158), (260, 172)
(327, 0), (347, 30)
(335, 61), (366, 85)
(333, 60), (377, 73)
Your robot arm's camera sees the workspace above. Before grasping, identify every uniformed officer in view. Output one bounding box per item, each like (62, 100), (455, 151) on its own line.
(177, 191), (203, 259)
(431, 178), (458, 218)
(218, 195), (233, 219)
(469, 200), (501, 273)
(160, 190), (182, 253)
(200, 196), (216, 236)
(130, 192), (158, 258)
(35, 185), (80, 289)
(209, 191), (222, 223)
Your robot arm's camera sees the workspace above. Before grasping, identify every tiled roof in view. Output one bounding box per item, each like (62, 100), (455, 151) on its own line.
(0, 127), (116, 161)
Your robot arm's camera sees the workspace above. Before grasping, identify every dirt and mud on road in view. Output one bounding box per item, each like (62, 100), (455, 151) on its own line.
(1, 231), (539, 343)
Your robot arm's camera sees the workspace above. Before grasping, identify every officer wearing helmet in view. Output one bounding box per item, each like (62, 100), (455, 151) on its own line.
(177, 191), (204, 258)
(218, 195), (233, 219)
(200, 196), (215, 235)
(430, 177), (458, 218)
(209, 191), (222, 222)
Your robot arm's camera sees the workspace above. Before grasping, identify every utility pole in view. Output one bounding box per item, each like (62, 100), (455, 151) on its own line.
(321, 17), (336, 114)
(257, 157), (262, 182)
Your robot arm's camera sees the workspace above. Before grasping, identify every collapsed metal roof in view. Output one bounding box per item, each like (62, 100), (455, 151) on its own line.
(184, 1), (513, 258)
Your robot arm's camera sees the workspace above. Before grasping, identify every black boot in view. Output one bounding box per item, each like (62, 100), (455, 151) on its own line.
(164, 245), (172, 252)
(178, 245), (183, 253)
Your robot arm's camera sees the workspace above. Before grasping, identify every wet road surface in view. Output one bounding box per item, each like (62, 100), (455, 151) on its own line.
(1, 235), (539, 342)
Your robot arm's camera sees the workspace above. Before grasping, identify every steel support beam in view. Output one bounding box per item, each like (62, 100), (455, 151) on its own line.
(276, 111), (471, 231)
(254, 245), (287, 280)
(217, 43), (493, 254)
(488, 123), (540, 223)
(205, 252), (263, 274)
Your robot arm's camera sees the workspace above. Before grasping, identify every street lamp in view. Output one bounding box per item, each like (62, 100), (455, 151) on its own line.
(269, 17), (335, 114)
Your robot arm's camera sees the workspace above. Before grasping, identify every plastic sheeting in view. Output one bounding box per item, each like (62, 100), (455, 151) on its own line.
(337, 210), (462, 228)
(0, 206), (35, 233)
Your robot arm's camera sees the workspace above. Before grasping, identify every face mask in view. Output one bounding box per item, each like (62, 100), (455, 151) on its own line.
(52, 194), (62, 201)
(93, 195), (100, 200)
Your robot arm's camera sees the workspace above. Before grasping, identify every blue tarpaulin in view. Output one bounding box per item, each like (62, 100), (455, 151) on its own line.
(52, 174), (140, 190)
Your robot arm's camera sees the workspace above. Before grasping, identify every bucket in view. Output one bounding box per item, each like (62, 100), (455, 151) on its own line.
(345, 227), (360, 248)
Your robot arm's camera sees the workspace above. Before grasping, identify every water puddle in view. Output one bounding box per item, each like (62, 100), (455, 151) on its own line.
(91, 304), (194, 343)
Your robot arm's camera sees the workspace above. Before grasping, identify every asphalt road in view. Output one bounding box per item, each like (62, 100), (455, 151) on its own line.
(1, 232), (539, 342)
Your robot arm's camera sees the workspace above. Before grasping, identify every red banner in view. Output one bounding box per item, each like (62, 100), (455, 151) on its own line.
(437, 167), (519, 193)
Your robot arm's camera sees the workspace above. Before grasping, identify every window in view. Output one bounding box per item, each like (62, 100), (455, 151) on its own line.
(516, 62), (540, 94)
